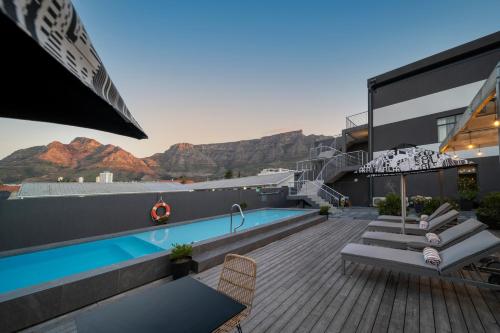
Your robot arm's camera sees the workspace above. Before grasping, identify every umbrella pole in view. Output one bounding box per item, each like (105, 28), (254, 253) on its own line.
(400, 174), (406, 234)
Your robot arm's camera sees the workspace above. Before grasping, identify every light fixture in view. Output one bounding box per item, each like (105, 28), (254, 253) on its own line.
(494, 115), (500, 127)
(477, 145), (483, 156)
(467, 132), (474, 149)
(452, 149), (458, 159)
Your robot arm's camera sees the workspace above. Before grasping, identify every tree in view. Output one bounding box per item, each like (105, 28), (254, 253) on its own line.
(224, 169), (233, 179)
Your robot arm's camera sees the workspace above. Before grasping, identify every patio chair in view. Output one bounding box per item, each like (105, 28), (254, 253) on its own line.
(341, 230), (500, 289)
(377, 202), (452, 223)
(361, 218), (486, 249)
(213, 254), (257, 333)
(366, 210), (459, 235)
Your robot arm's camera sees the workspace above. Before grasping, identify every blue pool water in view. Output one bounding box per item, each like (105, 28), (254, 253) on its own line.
(0, 209), (306, 294)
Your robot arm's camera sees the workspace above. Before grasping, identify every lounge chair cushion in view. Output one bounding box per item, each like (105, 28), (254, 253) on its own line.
(341, 243), (439, 276)
(438, 218), (486, 245)
(377, 215), (419, 223)
(362, 231), (427, 249)
(439, 231), (500, 273)
(362, 218), (486, 250)
(427, 202), (452, 221)
(342, 231), (500, 278)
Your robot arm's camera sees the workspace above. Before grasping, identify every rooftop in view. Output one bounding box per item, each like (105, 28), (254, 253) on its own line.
(14, 172), (296, 198)
(28, 218), (500, 333)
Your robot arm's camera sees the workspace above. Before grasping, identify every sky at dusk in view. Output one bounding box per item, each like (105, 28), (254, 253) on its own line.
(1, 0), (500, 159)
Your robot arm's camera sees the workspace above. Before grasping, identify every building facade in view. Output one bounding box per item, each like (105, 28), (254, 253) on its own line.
(368, 31), (500, 201)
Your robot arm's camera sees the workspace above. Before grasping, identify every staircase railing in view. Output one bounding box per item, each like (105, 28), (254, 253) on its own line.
(309, 144), (341, 160)
(289, 179), (343, 207)
(316, 150), (367, 183)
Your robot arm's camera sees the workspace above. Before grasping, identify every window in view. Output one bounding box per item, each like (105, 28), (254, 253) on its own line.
(437, 114), (461, 142)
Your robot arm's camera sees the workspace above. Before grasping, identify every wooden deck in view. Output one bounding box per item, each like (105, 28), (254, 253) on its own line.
(26, 218), (500, 333)
(196, 218), (500, 333)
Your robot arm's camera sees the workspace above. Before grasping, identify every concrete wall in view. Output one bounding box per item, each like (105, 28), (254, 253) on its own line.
(0, 188), (295, 252)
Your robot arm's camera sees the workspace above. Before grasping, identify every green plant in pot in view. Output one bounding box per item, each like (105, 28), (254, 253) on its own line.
(459, 189), (477, 211)
(458, 177), (478, 211)
(170, 243), (193, 280)
(319, 205), (330, 216)
(411, 195), (427, 214)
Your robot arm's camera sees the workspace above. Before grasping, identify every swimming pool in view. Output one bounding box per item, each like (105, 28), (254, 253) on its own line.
(0, 209), (306, 294)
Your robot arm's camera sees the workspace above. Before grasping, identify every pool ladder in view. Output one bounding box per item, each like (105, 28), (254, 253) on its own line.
(230, 204), (245, 233)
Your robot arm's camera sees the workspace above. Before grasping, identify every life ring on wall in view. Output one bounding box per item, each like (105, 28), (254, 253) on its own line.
(151, 199), (171, 223)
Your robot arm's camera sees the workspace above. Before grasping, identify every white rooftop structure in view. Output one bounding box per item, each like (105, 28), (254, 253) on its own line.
(185, 171), (295, 191)
(258, 168), (294, 176)
(15, 172), (296, 198)
(16, 182), (188, 198)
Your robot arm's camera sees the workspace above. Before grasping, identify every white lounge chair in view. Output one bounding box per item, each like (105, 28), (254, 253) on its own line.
(366, 210), (459, 235)
(341, 230), (500, 289)
(377, 202), (452, 223)
(361, 218), (486, 249)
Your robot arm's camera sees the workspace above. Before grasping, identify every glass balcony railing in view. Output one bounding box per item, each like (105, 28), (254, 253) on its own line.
(345, 111), (368, 129)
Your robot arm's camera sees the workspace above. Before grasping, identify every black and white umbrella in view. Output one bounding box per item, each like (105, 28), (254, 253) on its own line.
(357, 145), (473, 234)
(0, 0), (147, 139)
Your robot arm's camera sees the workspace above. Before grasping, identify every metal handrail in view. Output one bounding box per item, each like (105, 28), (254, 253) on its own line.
(316, 150), (367, 183)
(309, 144), (341, 160)
(230, 204), (245, 233)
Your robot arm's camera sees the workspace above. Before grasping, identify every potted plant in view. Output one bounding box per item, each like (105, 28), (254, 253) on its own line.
(170, 243), (193, 280)
(319, 205), (330, 217)
(459, 190), (477, 211)
(412, 195), (427, 214)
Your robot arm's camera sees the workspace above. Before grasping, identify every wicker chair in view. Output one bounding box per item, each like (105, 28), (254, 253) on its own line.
(213, 254), (257, 333)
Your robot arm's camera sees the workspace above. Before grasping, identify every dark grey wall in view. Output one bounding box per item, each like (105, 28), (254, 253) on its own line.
(0, 188), (296, 252)
(373, 108), (464, 151)
(330, 172), (370, 206)
(371, 46), (500, 108)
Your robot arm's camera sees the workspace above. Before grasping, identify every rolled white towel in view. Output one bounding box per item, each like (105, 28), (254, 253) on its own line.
(420, 214), (429, 221)
(423, 247), (441, 266)
(425, 233), (440, 244)
(419, 220), (429, 230)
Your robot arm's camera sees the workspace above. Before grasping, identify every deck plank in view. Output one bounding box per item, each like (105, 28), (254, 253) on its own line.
(388, 272), (409, 333)
(404, 275), (420, 333)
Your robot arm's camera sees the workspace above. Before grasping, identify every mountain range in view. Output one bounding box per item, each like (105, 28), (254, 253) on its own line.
(0, 131), (329, 183)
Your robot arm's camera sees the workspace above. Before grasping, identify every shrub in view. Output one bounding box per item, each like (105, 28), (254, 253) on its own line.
(476, 192), (500, 229)
(239, 202), (248, 210)
(378, 193), (401, 216)
(422, 197), (458, 215)
(319, 206), (330, 215)
(422, 198), (441, 215)
(170, 243), (193, 261)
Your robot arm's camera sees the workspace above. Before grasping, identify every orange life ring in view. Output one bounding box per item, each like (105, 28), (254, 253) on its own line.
(151, 200), (171, 223)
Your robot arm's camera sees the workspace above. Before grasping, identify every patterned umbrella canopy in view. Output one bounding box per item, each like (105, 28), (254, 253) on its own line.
(0, 0), (147, 139)
(357, 146), (473, 234)
(357, 146), (473, 176)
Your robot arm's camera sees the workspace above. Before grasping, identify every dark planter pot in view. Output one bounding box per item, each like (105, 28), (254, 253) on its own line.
(460, 199), (474, 211)
(414, 203), (424, 214)
(171, 256), (192, 280)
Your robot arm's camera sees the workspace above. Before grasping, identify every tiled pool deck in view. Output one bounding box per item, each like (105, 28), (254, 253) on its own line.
(25, 218), (500, 333)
